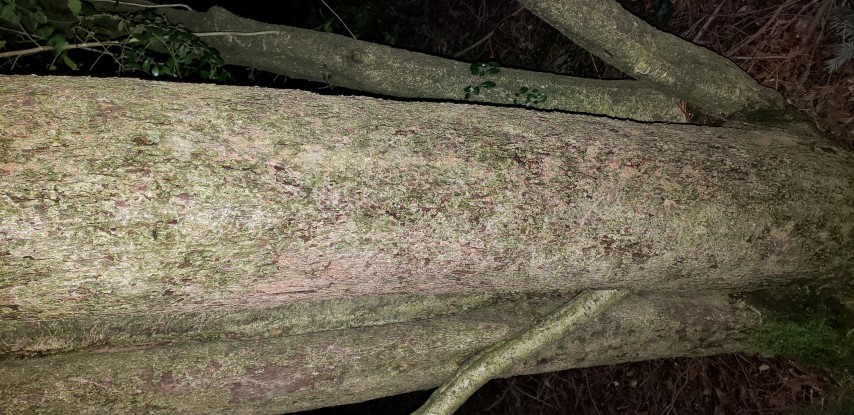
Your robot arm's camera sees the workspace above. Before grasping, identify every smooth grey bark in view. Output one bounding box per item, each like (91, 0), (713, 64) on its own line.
(0, 75), (852, 413)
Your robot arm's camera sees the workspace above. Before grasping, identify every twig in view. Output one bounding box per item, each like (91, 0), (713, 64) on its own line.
(320, 0), (356, 39)
(0, 41), (123, 59)
(454, 6), (524, 58)
(692, 1), (725, 44)
(727, 0), (796, 56)
(87, 0), (193, 11)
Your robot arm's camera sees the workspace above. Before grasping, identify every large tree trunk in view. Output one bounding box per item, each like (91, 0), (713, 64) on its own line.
(1, 75), (852, 413)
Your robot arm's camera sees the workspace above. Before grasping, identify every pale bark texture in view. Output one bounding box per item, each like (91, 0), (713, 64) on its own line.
(516, 0), (787, 118)
(1, 75), (853, 413)
(156, 6), (686, 122)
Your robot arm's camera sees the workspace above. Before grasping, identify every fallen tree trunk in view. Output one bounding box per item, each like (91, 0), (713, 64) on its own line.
(0, 75), (852, 413)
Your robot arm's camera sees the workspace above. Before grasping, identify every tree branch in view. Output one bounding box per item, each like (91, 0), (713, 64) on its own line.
(515, 0), (787, 118)
(154, 6), (685, 122)
(411, 289), (628, 415)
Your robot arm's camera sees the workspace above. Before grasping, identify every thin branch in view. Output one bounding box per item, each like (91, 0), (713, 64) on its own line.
(692, 1), (725, 44)
(0, 41), (123, 59)
(320, 0), (356, 39)
(454, 6), (524, 58)
(87, 0), (193, 11)
(411, 289), (628, 415)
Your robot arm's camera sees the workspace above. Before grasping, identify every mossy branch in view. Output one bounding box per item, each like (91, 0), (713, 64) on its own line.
(411, 289), (629, 415)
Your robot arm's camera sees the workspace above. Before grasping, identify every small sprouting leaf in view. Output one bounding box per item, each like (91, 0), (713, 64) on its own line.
(151, 65), (160, 76)
(464, 92), (471, 100)
(479, 81), (496, 89)
(518, 87), (529, 94)
(0, 40), (6, 49)
(61, 53), (79, 70)
(47, 33), (68, 52)
(470, 62), (480, 75)
(473, 86), (480, 95)
(67, 0), (82, 15)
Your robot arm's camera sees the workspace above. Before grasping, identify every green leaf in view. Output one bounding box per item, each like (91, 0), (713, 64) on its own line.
(1, 4), (20, 23)
(479, 81), (496, 89)
(36, 25), (54, 39)
(518, 87), (528, 94)
(47, 33), (68, 53)
(151, 65), (160, 76)
(473, 86), (480, 95)
(470, 62), (480, 75)
(61, 53), (79, 70)
(0, 40), (5, 49)
(67, 0), (82, 15)
(34, 10), (48, 24)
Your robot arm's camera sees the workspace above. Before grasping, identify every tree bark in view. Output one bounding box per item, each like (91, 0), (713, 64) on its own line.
(156, 5), (686, 122)
(1, 75), (852, 413)
(516, 0), (787, 118)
